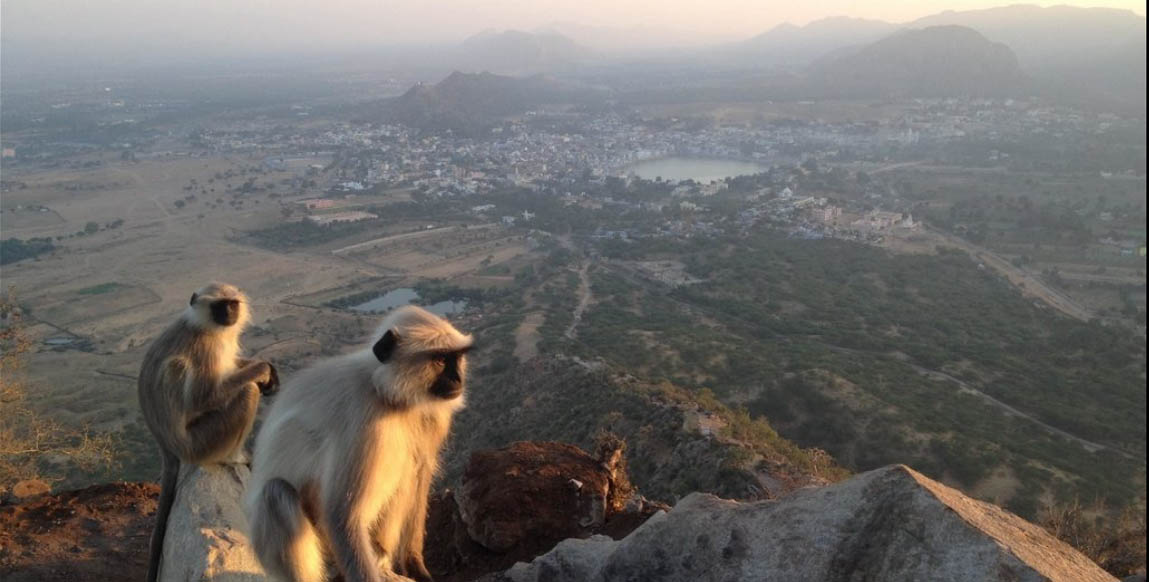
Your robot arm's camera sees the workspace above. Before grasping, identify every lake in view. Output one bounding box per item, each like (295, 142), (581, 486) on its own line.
(624, 157), (768, 183)
(350, 288), (467, 316)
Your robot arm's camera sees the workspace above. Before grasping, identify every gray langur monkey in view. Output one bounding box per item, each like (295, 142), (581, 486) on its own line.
(245, 305), (474, 582)
(138, 282), (279, 582)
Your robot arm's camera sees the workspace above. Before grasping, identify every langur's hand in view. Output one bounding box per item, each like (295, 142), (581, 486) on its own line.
(257, 361), (280, 395)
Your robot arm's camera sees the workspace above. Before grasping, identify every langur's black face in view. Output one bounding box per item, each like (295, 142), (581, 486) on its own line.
(429, 351), (467, 399)
(210, 299), (241, 326)
(188, 284), (249, 331)
(372, 328), (473, 402)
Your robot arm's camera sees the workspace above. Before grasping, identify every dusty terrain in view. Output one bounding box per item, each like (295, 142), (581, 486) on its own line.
(0, 483), (159, 582)
(1, 154), (537, 485)
(0, 442), (658, 582)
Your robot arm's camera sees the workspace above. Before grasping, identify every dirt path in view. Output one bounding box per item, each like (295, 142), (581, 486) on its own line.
(564, 261), (592, 340)
(513, 311), (545, 362)
(823, 344), (1137, 461)
(870, 160), (926, 174)
(928, 227), (1093, 322)
(330, 223), (498, 255)
(907, 365), (1138, 460)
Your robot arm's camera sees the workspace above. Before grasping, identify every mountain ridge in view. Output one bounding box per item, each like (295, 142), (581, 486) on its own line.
(362, 70), (607, 135)
(808, 25), (1026, 98)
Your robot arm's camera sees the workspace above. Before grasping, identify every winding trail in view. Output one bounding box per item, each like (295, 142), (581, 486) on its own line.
(564, 261), (593, 340)
(513, 311), (545, 361)
(928, 227), (1093, 322)
(908, 365), (1130, 457)
(869, 160), (926, 174)
(823, 344), (1138, 462)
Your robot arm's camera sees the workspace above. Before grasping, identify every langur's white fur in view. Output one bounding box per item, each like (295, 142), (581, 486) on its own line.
(138, 282), (276, 582)
(246, 305), (472, 582)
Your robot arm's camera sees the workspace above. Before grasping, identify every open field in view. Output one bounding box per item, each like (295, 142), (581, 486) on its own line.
(0, 146), (557, 487)
(339, 224), (530, 278)
(1, 153), (527, 484)
(31, 283), (161, 329)
(0, 206), (66, 230)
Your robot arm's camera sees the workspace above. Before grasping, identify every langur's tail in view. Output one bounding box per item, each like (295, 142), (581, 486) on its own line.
(249, 478), (324, 582)
(146, 449), (180, 582)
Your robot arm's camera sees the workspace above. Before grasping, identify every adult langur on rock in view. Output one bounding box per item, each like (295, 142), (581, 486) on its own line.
(246, 305), (473, 582)
(138, 282), (279, 582)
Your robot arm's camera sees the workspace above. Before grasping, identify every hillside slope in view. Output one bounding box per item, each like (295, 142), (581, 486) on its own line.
(810, 25), (1025, 98)
(447, 356), (843, 502)
(364, 71), (606, 135)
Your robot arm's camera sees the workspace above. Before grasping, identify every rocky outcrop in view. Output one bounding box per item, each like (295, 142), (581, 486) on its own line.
(3, 451), (1124, 582)
(158, 463), (263, 582)
(147, 441), (659, 582)
(485, 464), (1117, 582)
(427, 441), (666, 582)
(457, 441), (635, 552)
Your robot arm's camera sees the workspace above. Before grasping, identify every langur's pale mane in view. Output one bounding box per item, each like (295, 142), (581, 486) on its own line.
(246, 304), (470, 582)
(370, 308), (472, 354)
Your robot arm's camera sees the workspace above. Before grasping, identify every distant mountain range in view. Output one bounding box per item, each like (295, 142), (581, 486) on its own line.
(719, 4), (1144, 70)
(906, 4), (1145, 111)
(537, 22), (726, 53)
(809, 25), (1025, 98)
(908, 4), (1144, 70)
(364, 4), (1143, 123)
(436, 5), (1142, 110)
(730, 17), (900, 66)
(365, 71), (606, 134)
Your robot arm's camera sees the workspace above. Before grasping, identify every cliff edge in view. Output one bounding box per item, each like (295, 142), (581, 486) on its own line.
(1, 444), (1118, 582)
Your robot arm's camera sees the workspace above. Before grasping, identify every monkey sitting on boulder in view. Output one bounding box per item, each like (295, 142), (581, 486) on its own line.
(138, 282), (279, 582)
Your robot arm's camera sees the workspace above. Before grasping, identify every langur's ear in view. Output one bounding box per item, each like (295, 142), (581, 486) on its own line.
(189, 292), (198, 306)
(372, 329), (400, 363)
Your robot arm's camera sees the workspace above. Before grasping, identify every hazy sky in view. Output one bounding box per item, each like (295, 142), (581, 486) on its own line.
(1, 0), (1145, 56)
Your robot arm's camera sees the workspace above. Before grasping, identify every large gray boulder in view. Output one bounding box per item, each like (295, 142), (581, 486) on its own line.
(159, 463), (265, 582)
(488, 464), (1117, 582)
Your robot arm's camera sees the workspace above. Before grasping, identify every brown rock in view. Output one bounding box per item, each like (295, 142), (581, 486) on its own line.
(456, 441), (613, 553)
(427, 441), (664, 582)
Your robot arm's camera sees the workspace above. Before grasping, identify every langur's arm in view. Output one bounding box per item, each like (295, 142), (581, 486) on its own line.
(172, 357), (271, 413)
(323, 437), (384, 582)
(400, 463), (434, 581)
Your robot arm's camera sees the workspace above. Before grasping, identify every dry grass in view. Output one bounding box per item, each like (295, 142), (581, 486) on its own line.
(1041, 497), (1147, 578)
(0, 294), (118, 491)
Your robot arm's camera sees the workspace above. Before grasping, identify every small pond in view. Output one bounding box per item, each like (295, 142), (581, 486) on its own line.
(350, 287), (467, 316)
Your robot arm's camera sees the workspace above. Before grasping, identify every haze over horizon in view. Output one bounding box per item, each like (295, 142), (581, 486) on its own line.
(1, 0), (1145, 64)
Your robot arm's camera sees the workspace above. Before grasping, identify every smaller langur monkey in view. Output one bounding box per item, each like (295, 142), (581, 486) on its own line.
(138, 282), (279, 582)
(246, 305), (474, 582)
